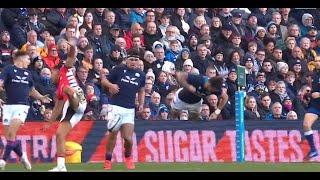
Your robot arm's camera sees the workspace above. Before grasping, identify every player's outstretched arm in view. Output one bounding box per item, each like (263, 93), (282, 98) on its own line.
(29, 87), (52, 103)
(137, 87), (145, 113)
(175, 71), (196, 93)
(100, 77), (119, 95)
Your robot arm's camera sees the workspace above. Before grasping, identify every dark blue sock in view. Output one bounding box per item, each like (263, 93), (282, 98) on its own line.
(105, 152), (112, 161)
(13, 141), (22, 157)
(305, 133), (316, 152)
(124, 151), (131, 158)
(3, 141), (16, 161)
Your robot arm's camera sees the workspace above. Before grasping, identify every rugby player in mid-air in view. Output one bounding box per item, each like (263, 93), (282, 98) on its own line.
(161, 61), (228, 120)
(45, 42), (87, 171)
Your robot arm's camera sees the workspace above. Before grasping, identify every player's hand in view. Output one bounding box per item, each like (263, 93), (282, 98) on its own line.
(187, 85), (196, 94)
(67, 42), (77, 59)
(138, 104), (144, 113)
(209, 112), (219, 120)
(40, 94), (52, 104)
(311, 92), (320, 99)
(109, 83), (120, 95)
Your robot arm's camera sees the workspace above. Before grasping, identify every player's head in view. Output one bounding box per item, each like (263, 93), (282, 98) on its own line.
(126, 54), (140, 69)
(13, 50), (31, 68)
(207, 76), (223, 93)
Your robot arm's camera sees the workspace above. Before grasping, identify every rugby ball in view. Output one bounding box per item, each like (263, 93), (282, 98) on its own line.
(107, 112), (123, 132)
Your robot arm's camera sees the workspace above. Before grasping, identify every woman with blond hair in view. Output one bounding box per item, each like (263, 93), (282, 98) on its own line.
(244, 95), (261, 120)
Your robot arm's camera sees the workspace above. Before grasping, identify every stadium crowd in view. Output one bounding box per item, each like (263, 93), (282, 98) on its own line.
(0, 8), (318, 121)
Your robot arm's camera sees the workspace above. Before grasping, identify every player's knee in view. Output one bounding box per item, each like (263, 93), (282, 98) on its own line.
(303, 120), (313, 131)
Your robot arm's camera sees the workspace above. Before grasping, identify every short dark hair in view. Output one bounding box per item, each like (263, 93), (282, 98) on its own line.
(208, 76), (223, 90)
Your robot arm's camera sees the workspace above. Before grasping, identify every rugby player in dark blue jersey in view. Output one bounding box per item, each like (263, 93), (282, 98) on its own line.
(100, 54), (145, 170)
(303, 57), (320, 160)
(172, 71), (228, 120)
(0, 51), (52, 170)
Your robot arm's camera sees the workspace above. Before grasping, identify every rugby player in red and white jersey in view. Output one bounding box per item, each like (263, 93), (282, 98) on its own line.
(45, 42), (87, 172)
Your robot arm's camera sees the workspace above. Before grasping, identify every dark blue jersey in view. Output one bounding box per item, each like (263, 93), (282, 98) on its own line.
(178, 74), (220, 104)
(107, 65), (146, 109)
(0, 65), (34, 105)
(310, 70), (320, 110)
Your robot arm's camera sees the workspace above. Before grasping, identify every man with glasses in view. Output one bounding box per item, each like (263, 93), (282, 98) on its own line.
(100, 54), (145, 170)
(302, 57), (320, 160)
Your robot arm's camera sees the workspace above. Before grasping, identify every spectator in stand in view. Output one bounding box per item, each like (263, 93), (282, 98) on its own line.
(20, 30), (45, 56)
(264, 102), (286, 120)
(188, 15), (206, 37)
(144, 78), (154, 106)
(175, 47), (191, 71)
(210, 16), (221, 41)
(170, 8), (190, 38)
(244, 95), (261, 120)
(179, 110), (189, 120)
(87, 58), (103, 84)
(127, 35), (146, 60)
(192, 44), (214, 75)
(79, 11), (94, 33)
(140, 106), (152, 120)
(45, 8), (68, 36)
(29, 56), (45, 84)
(281, 96), (294, 116)
(270, 80), (295, 104)
(28, 9), (46, 38)
(0, 31), (17, 68)
(102, 10), (117, 36)
(103, 45), (123, 70)
(92, 8), (105, 25)
(200, 103), (210, 121)
(300, 13), (314, 37)
(156, 104), (170, 120)
(160, 25), (185, 51)
(287, 111), (298, 120)
(76, 65), (89, 92)
(143, 21), (163, 51)
(153, 71), (176, 104)
(130, 8), (145, 25)
(114, 8), (131, 31)
(88, 23), (110, 60)
(165, 40), (181, 63)
(123, 23), (145, 50)
(10, 14), (30, 49)
(43, 44), (60, 70)
(149, 91), (161, 120)
(115, 37), (128, 59)
(258, 93), (272, 120)
(187, 34), (198, 53)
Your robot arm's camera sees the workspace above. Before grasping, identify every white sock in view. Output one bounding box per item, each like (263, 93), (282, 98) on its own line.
(57, 157), (65, 167)
(305, 130), (313, 136)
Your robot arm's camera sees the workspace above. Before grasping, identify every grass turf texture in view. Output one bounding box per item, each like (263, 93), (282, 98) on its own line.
(2, 162), (320, 172)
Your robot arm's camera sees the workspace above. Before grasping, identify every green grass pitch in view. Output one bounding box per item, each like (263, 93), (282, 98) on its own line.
(2, 162), (320, 172)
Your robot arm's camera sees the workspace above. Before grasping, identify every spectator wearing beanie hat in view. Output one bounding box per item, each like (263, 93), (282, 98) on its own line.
(175, 47), (191, 71)
(255, 26), (266, 50)
(182, 58), (199, 75)
(301, 13), (314, 37)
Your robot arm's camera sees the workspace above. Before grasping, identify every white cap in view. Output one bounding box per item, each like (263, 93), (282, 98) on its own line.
(183, 59), (193, 67)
